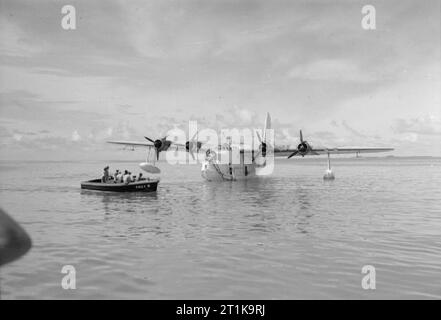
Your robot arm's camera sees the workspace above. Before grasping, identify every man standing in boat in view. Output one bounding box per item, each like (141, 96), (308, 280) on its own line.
(102, 166), (110, 183)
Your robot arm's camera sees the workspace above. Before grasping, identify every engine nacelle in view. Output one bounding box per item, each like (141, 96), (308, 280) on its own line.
(260, 142), (267, 157)
(297, 142), (309, 155)
(185, 141), (202, 152)
(154, 139), (163, 150)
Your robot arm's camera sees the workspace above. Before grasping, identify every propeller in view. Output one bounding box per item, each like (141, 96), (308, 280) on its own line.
(145, 136), (167, 161)
(287, 150), (299, 159)
(255, 131), (267, 158)
(288, 130), (310, 159)
(185, 131), (201, 160)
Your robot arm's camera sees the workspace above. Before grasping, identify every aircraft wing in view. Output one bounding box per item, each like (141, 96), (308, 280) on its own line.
(107, 140), (154, 148)
(172, 142), (186, 147)
(305, 147), (393, 155)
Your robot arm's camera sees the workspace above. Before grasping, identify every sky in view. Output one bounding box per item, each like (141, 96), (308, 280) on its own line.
(0, 0), (440, 160)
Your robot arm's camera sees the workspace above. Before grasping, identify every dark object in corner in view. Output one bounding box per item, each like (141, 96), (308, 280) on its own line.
(0, 208), (32, 266)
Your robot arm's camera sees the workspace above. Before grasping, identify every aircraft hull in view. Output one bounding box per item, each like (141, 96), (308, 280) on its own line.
(201, 160), (257, 181)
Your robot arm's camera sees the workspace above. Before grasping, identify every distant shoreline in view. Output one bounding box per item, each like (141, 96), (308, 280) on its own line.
(0, 155), (440, 163)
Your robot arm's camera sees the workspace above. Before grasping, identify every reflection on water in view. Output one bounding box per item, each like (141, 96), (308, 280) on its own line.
(81, 190), (159, 216)
(0, 158), (440, 299)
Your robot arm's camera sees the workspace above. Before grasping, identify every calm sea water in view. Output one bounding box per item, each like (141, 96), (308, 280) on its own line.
(0, 157), (440, 299)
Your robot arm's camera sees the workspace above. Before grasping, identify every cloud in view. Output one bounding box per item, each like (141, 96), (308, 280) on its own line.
(0, 125), (78, 150)
(71, 130), (81, 141)
(116, 104), (142, 115)
(341, 120), (366, 138)
(0, 17), (43, 57)
(392, 115), (441, 136)
(330, 120), (339, 128)
(396, 133), (419, 143)
(171, 106), (263, 131)
(288, 59), (375, 82)
(0, 89), (110, 125)
(0, 0), (439, 158)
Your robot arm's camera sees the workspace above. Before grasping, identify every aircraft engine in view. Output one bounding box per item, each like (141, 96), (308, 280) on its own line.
(185, 141), (202, 152)
(260, 142), (267, 157)
(154, 139), (163, 150)
(298, 141), (309, 154)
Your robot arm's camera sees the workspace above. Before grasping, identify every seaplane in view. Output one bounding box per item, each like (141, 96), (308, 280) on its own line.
(107, 113), (394, 181)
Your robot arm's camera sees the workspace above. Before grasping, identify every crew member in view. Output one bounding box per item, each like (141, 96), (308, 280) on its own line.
(123, 171), (131, 184)
(116, 170), (123, 183)
(113, 170), (120, 181)
(102, 166), (110, 183)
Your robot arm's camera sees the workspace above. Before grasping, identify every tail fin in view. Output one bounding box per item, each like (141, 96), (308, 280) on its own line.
(263, 112), (271, 142)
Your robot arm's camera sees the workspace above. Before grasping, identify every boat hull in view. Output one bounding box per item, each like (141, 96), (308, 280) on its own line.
(81, 179), (159, 192)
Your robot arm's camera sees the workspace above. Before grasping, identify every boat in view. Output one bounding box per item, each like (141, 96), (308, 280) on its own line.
(80, 178), (159, 192)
